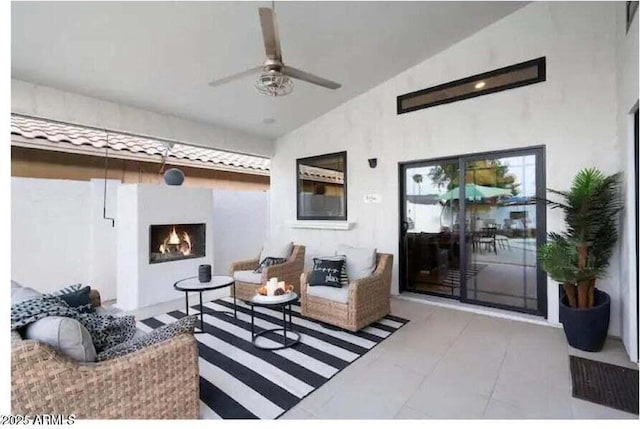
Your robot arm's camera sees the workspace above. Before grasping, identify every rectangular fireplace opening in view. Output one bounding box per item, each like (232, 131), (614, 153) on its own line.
(149, 223), (206, 264)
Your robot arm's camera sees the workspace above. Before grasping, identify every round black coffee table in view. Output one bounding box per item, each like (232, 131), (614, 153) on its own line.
(247, 292), (300, 350)
(174, 275), (236, 334)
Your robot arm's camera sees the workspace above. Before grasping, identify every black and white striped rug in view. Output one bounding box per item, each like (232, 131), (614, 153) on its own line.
(137, 296), (409, 419)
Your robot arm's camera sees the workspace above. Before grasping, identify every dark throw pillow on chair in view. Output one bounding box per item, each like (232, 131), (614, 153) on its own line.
(48, 284), (94, 313)
(316, 255), (349, 287)
(309, 258), (345, 288)
(254, 257), (288, 274)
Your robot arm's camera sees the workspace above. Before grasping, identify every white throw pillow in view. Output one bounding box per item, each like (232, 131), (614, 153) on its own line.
(336, 244), (377, 281)
(11, 280), (42, 305)
(259, 240), (293, 262)
(233, 270), (263, 284)
(24, 316), (97, 362)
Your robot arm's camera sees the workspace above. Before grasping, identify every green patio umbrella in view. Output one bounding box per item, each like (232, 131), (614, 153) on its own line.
(439, 184), (512, 203)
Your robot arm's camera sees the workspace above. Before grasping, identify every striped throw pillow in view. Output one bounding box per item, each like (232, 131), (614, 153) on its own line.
(51, 283), (83, 296)
(254, 257), (288, 274)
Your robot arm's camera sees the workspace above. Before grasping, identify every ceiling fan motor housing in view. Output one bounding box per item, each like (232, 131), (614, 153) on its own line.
(263, 59), (283, 71)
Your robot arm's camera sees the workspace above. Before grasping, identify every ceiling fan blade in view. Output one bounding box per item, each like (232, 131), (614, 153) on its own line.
(208, 66), (262, 88)
(259, 7), (282, 60)
(283, 66), (342, 90)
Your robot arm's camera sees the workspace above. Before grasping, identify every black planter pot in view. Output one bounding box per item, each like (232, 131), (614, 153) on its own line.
(559, 288), (610, 352)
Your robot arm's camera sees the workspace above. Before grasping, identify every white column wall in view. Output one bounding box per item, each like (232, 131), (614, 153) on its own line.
(269, 2), (624, 335)
(115, 184), (139, 309)
(212, 190), (269, 275)
(615, 5), (639, 361)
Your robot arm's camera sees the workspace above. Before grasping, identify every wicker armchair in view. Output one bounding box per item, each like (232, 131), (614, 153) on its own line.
(11, 291), (200, 419)
(300, 253), (393, 332)
(230, 245), (305, 301)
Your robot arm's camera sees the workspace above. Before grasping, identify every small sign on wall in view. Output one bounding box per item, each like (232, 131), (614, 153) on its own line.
(364, 193), (382, 204)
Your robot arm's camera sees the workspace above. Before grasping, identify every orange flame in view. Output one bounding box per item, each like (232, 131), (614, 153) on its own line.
(181, 232), (192, 255)
(168, 226), (180, 245)
(159, 226), (192, 256)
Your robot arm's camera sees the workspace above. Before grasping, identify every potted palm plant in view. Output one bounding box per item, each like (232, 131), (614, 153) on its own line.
(539, 168), (623, 352)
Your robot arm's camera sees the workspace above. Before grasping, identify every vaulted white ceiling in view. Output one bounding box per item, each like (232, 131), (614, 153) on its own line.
(12, 1), (526, 139)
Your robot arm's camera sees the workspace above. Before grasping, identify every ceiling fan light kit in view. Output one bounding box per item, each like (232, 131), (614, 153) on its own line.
(208, 6), (341, 97)
(255, 69), (293, 96)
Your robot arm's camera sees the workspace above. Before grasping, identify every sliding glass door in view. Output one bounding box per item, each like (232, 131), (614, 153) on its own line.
(399, 147), (546, 316)
(401, 159), (462, 298)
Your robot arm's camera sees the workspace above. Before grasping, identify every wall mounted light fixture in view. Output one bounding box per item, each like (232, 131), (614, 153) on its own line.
(368, 158), (378, 168)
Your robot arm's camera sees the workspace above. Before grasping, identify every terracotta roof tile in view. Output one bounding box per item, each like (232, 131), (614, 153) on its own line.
(11, 114), (270, 175)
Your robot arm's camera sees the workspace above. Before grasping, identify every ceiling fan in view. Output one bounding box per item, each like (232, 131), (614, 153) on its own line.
(208, 4), (342, 96)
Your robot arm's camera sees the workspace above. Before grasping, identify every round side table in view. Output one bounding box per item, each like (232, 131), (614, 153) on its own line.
(174, 275), (236, 334)
(246, 292), (300, 350)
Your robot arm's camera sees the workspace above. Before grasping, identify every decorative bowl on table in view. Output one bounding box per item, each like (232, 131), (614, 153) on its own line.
(254, 284), (294, 303)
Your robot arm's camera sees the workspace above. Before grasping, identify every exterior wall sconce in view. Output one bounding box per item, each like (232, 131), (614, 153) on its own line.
(368, 158), (377, 168)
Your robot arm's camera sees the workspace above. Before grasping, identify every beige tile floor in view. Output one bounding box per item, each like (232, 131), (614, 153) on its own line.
(280, 297), (639, 420)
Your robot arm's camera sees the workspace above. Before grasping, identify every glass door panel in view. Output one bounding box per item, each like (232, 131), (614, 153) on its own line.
(400, 147), (546, 316)
(403, 160), (461, 297)
(462, 153), (541, 312)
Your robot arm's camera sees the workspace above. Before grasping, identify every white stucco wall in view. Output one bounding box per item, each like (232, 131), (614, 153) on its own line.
(615, 4), (639, 361)
(11, 78), (275, 157)
(12, 178), (270, 309)
(270, 3), (624, 335)
(12, 178), (95, 294)
(116, 184), (215, 310)
(212, 190), (270, 274)
(12, 178), (120, 301)
(89, 179), (119, 301)
(11, 177), (91, 292)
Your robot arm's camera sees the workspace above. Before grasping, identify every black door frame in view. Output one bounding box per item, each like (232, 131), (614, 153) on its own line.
(634, 107), (639, 360)
(398, 145), (547, 317)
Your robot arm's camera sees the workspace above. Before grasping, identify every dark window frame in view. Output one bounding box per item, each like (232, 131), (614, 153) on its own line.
(397, 145), (548, 317)
(628, 1), (639, 32)
(397, 57), (546, 115)
(296, 151), (348, 221)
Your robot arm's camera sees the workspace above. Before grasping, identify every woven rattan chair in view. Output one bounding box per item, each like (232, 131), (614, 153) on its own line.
(300, 253), (393, 332)
(11, 291), (200, 419)
(230, 245), (306, 301)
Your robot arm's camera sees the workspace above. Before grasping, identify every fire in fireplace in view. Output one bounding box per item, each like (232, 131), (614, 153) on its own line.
(149, 223), (206, 264)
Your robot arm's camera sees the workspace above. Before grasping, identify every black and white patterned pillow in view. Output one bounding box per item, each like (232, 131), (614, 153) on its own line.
(96, 315), (198, 361)
(11, 295), (136, 353)
(309, 258), (345, 288)
(85, 313), (137, 352)
(254, 257), (288, 274)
